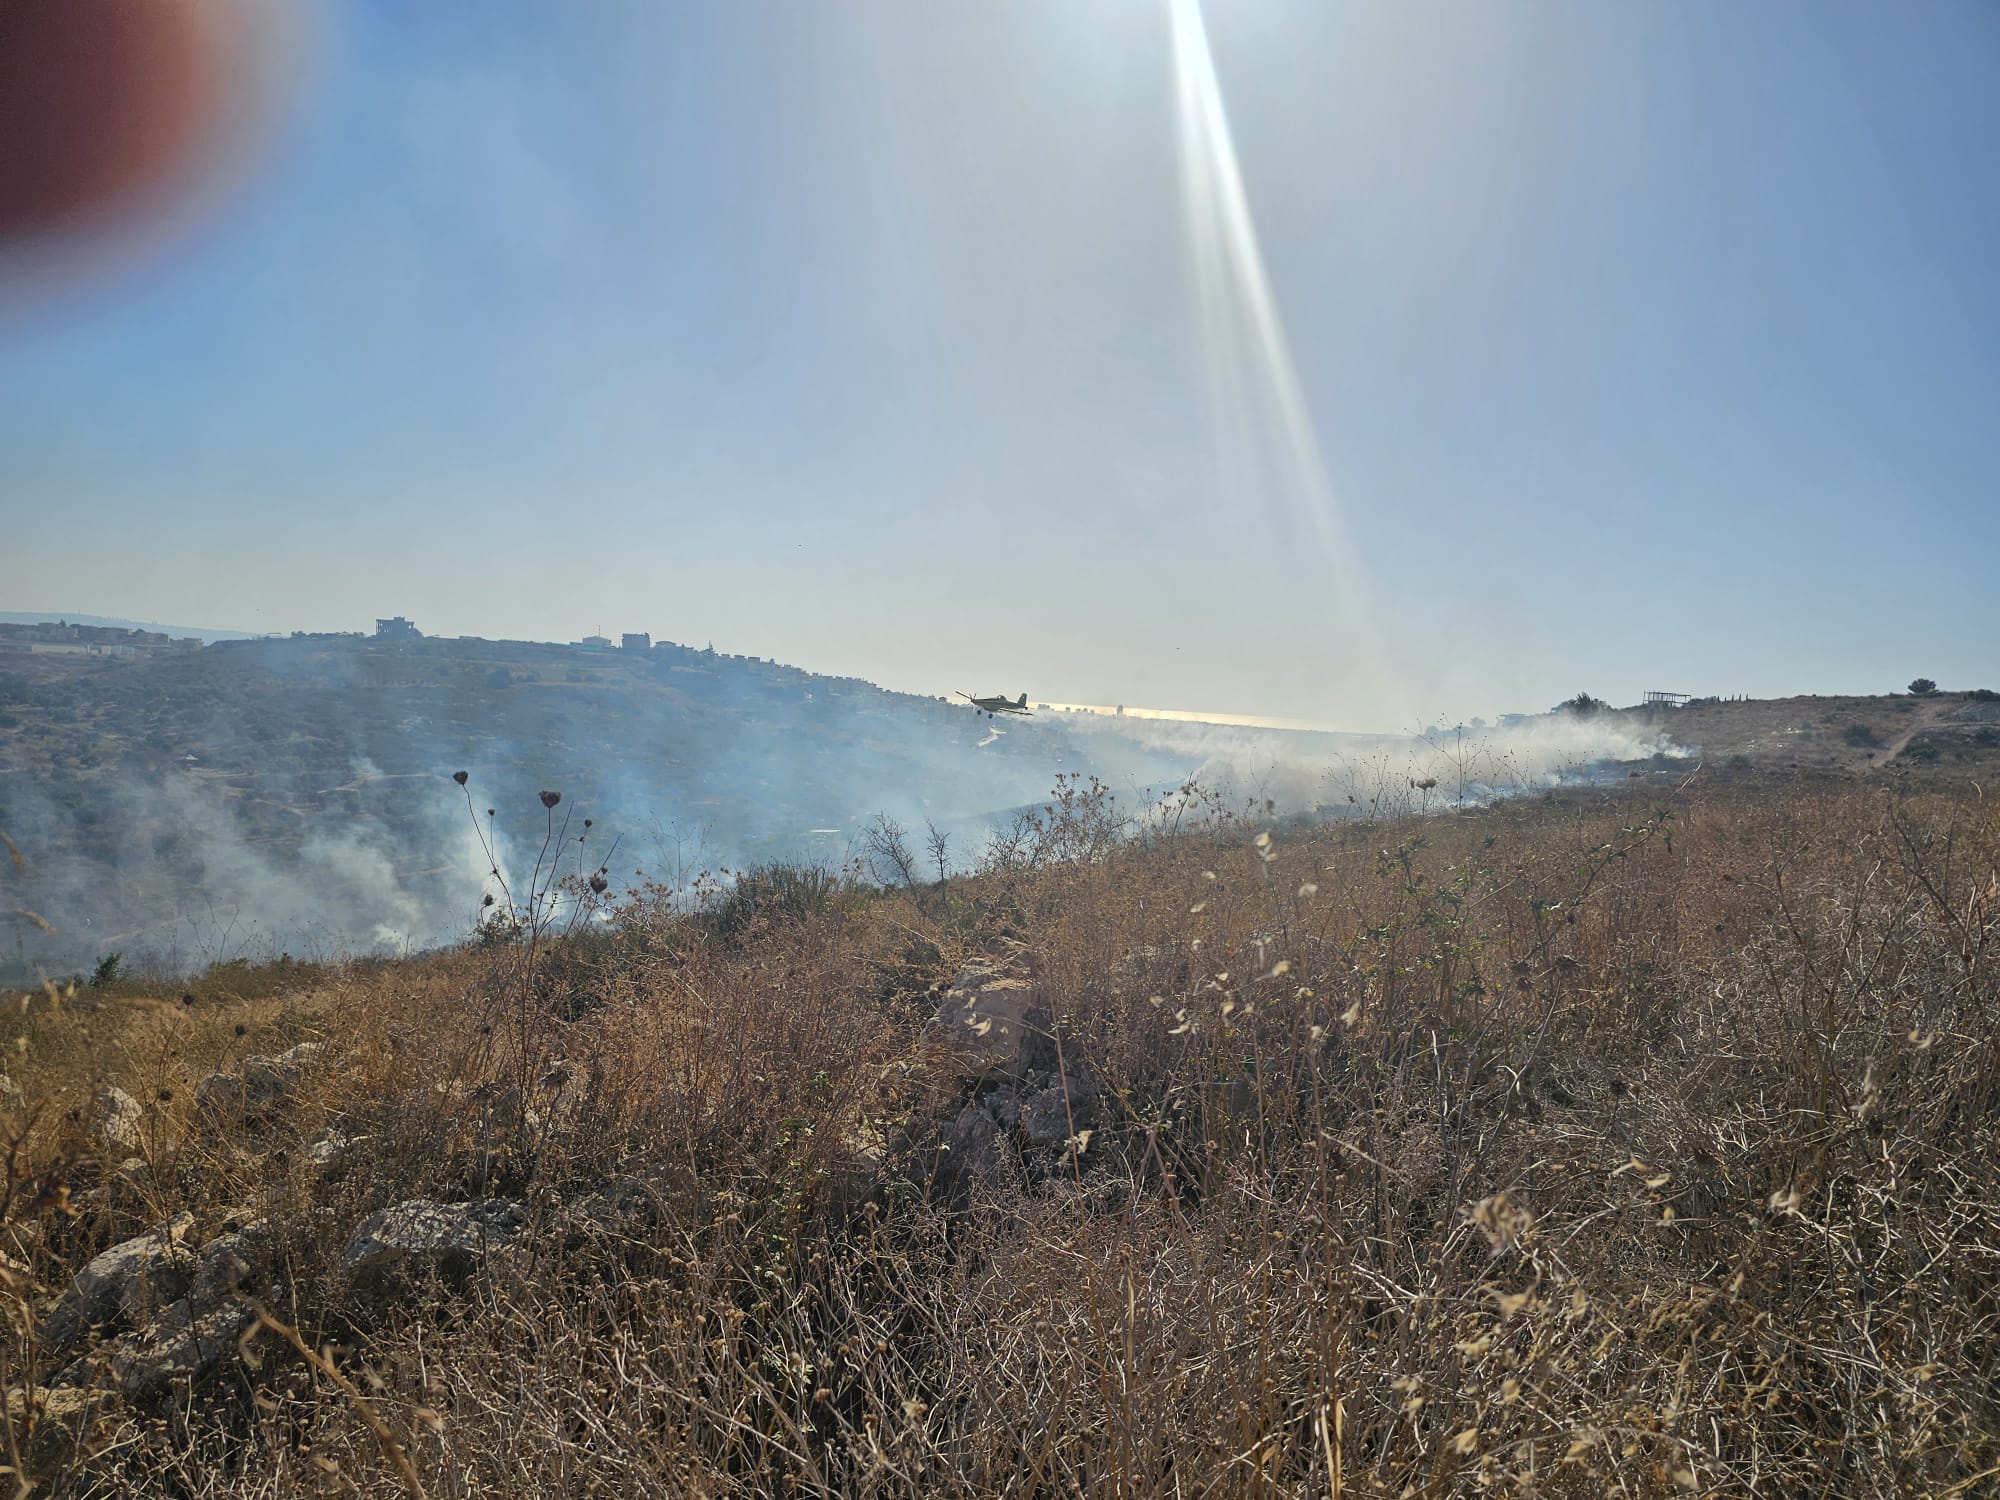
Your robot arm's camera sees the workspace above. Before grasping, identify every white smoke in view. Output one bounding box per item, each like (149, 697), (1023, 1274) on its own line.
(1057, 708), (1689, 820)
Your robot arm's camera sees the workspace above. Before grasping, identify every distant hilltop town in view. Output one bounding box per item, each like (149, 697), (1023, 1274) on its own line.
(0, 613), (922, 705)
(0, 619), (203, 657)
(188, 614), (934, 709)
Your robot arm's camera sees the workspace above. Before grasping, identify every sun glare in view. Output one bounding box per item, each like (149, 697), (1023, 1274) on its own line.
(1169, 0), (1397, 716)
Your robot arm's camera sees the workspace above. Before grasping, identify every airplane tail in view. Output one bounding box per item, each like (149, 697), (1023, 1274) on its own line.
(1017, 693), (1027, 709)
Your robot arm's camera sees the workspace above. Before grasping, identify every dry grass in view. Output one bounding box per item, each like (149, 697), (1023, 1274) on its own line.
(5, 768), (1998, 1497)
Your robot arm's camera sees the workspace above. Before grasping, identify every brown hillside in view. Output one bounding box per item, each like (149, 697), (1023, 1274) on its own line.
(1620, 690), (2000, 773)
(5, 769), (1997, 1496)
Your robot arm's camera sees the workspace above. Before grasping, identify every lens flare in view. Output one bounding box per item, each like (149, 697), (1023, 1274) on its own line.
(1170, 0), (1397, 720)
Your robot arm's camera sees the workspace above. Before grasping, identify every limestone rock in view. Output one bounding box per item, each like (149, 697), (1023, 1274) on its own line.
(40, 1213), (195, 1354)
(931, 975), (1042, 1085)
(305, 1129), (363, 1179)
(189, 1220), (273, 1304)
(109, 1299), (259, 1395)
(939, 1103), (1006, 1190)
(195, 1041), (323, 1122)
(193, 1070), (244, 1114)
(342, 1198), (526, 1279)
(52, 1220), (276, 1394)
(241, 1040), (321, 1099)
(92, 1085), (144, 1155)
(5, 1384), (101, 1471)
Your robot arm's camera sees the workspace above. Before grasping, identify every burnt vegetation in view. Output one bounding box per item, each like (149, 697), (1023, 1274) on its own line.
(4, 766), (1998, 1497)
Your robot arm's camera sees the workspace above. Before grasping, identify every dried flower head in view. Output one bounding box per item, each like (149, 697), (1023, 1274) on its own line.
(452, 770), (469, 786)
(539, 790), (562, 809)
(1468, 1192), (1536, 1252)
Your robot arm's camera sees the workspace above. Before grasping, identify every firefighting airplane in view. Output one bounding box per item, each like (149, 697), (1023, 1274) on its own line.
(959, 691), (1034, 718)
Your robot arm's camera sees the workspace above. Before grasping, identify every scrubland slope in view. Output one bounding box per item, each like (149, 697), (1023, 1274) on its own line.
(4, 769), (1998, 1497)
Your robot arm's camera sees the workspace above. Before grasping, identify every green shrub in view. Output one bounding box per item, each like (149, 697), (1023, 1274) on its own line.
(1843, 723), (1882, 748)
(708, 861), (841, 941)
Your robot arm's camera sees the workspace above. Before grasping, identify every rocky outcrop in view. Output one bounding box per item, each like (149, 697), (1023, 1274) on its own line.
(195, 1040), (324, 1121)
(108, 1299), (260, 1394)
(1019, 1076), (1100, 1148)
(940, 1102), (1006, 1189)
(40, 1214), (196, 1355)
(342, 1198), (527, 1280)
(4, 1385), (101, 1474)
(305, 1129), (364, 1180)
(921, 1070), (1106, 1195)
(99, 1222), (275, 1395)
(39, 1211), (280, 1396)
(929, 947), (1047, 1085)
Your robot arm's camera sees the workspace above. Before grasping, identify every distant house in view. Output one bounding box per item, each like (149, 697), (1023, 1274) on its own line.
(0, 620), (202, 655)
(375, 617), (421, 640)
(579, 635), (613, 650)
(621, 632), (651, 651)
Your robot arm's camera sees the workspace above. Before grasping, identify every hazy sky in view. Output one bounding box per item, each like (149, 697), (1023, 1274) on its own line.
(3, 0), (1995, 729)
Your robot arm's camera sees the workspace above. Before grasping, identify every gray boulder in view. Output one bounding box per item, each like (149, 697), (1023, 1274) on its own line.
(92, 1085), (145, 1155)
(193, 1070), (244, 1114)
(40, 1213), (195, 1354)
(198, 1040), (324, 1121)
(342, 1198), (526, 1279)
(1020, 1077), (1100, 1148)
(305, 1129), (364, 1179)
(109, 1299), (260, 1394)
(941, 1103), (1006, 1188)
(105, 1221), (274, 1394)
(931, 974), (1042, 1085)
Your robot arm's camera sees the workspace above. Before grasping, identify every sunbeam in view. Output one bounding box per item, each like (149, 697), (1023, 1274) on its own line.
(1169, 0), (1398, 720)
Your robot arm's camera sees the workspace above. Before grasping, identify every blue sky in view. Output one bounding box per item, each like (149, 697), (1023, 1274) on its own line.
(2, 0), (1995, 729)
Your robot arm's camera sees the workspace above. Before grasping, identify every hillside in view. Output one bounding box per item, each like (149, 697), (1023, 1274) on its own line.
(5, 630), (1995, 978)
(3, 771), (1995, 1495)
(0, 612), (258, 643)
(0, 632), (1192, 975)
(1607, 690), (2000, 773)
